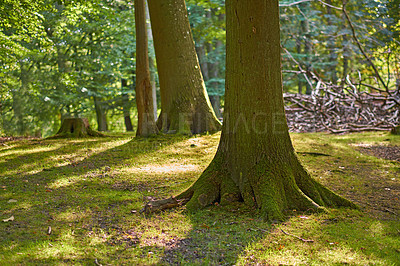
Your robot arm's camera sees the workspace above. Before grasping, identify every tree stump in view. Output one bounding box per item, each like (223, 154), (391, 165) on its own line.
(51, 118), (104, 138)
(391, 126), (400, 135)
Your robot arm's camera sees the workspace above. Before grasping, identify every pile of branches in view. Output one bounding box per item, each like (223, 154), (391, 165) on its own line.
(284, 82), (400, 133)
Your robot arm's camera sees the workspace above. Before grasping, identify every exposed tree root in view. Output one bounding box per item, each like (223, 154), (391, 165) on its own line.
(141, 151), (357, 220)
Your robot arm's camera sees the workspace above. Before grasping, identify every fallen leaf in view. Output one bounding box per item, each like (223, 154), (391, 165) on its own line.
(3, 216), (14, 222)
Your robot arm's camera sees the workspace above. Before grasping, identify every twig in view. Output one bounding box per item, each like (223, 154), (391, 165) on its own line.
(94, 259), (102, 266)
(279, 0), (313, 7)
(281, 229), (314, 242)
(384, 208), (398, 216)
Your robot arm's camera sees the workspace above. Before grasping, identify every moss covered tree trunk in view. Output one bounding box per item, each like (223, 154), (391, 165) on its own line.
(53, 118), (103, 138)
(147, 0), (221, 134)
(135, 0), (158, 137)
(144, 0), (355, 220)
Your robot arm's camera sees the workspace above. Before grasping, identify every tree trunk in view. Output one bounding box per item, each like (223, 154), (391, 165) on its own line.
(93, 96), (108, 131)
(300, 3), (312, 95)
(135, 0), (159, 137)
(296, 37), (304, 94)
(326, 0), (338, 84)
(208, 39), (224, 120)
(145, 0), (158, 120)
(196, 43), (223, 119)
(13, 61), (28, 135)
(52, 118), (103, 138)
(121, 79), (134, 132)
(147, 0), (221, 134)
(144, 0), (355, 220)
(341, 14), (351, 86)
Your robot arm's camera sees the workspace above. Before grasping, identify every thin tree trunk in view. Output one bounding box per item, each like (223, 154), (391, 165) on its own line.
(121, 79), (134, 132)
(93, 96), (108, 131)
(13, 61), (28, 135)
(147, 0), (221, 134)
(326, 0), (338, 84)
(208, 39), (223, 119)
(135, 0), (158, 137)
(341, 12), (351, 86)
(296, 37), (304, 94)
(145, 0), (158, 120)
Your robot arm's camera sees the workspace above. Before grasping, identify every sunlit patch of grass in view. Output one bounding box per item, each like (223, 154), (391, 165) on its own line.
(47, 177), (78, 189)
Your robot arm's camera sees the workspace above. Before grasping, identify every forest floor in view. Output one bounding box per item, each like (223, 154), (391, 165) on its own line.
(0, 131), (399, 265)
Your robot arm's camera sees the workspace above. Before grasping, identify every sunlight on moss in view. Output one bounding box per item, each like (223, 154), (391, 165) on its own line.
(0, 145), (61, 159)
(56, 209), (93, 223)
(317, 246), (385, 265)
(47, 177), (78, 189)
(33, 241), (80, 261)
(128, 163), (200, 174)
(369, 221), (385, 237)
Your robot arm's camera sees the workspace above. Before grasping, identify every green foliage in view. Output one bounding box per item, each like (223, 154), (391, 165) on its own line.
(0, 0), (136, 136)
(1, 0), (399, 135)
(187, 0), (226, 97)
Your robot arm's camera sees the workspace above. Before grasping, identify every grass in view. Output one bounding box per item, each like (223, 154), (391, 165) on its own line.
(0, 131), (399, 265)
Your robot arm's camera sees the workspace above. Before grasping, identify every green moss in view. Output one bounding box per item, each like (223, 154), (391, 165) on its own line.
(0, 131), (399, 265)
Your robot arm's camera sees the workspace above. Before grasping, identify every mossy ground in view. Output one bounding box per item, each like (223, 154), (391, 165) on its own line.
(0, 131), (399, 265)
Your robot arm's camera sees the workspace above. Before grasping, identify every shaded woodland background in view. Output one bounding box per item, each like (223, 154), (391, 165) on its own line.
(1, 0), (399, 136)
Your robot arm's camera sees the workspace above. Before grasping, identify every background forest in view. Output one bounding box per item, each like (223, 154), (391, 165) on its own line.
(1, 0), (399, 137)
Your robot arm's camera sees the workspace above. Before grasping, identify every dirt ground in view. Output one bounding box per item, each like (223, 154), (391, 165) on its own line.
(352, 144), (400, 220)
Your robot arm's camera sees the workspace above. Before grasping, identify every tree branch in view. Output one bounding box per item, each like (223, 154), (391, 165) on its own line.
(342, 4), (389, 92)
(279, 0), (313, 7)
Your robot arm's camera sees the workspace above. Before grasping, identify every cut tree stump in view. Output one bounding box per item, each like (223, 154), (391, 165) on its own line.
(391, 126), (400, 135)
(51, 118), (104, 138)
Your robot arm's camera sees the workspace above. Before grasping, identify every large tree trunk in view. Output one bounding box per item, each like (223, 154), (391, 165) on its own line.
(144, 0), (355, 220)
(147, 0), (221, 134)
(135, 0), (158, 137)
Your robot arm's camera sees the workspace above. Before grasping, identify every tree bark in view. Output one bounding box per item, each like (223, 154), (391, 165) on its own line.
(13, 61), (28, 135)
(145, 1), (158, 120)
(144, 0), (355, 220)
(135, 0), (159, 137)
(93, 96), (108, 132)
(300, 3), (312, 95)
(51, 118), (103, 138)
(121, 79), (134, 132)
(326, 0), (338, 84)
(147, 0), (221, 134)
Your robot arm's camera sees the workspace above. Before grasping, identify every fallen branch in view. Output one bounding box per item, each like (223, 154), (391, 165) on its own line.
(281, 229), (314, 243)
(140, 196), (190, 214)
